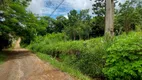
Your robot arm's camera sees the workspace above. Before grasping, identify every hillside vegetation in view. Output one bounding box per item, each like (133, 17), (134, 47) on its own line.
(28, 32), (142, 79)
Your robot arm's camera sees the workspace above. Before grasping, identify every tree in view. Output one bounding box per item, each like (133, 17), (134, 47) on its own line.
(91, 0), (117, 37)
(54, 16), (67, 33)
(90, 16), (104, 37)
(115, 0), (142, 33)
(105, 0), (114, 36)
(0, 0), (40, 48)
(63, 10), (91, 40)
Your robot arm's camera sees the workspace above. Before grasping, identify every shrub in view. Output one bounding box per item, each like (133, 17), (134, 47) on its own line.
(62, 38), (106, 78)
(27, 33), (68, 53)
(27, 34), (106, 78)
(103, 32), (142, 80)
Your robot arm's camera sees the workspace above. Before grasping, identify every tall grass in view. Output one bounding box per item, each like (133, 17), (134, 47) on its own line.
(36, 52), (91, 80)
(27, 33), (107, 78)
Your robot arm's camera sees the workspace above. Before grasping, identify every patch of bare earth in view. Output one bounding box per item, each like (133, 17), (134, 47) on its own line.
(0, 49), (75, 80)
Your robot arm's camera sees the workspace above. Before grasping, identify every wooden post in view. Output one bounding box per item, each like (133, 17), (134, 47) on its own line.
(105, 0), (114, 36)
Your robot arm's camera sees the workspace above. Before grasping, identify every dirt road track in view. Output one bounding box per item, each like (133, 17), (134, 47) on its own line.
(0, 49), (75, 80)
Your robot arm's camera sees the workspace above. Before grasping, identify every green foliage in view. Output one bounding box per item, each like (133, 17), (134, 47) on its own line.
(91, 0), (118, 37)
(10, 3), (26, 14)
(27, 34), (106, 78)
(0, 52), (7, 64)
(28, 33), (68, 53)
(36, 52), (91, 80)
(62, 38), (106, 78)
(103, 32), (142, 80)
(92, 0), (106, 16)
(0, 0), (50, 46)
(54, 16), (67, 33)
(63, 9), (92, 40)
(90, 16), (105, 37)
(0, 1), (33, 46)
(115, 0), (142, 33)
(0, 34), (12, 50)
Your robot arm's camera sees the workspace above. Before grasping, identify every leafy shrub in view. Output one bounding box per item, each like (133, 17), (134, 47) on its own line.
(28, 35), (106, 78)
(27, 33), (68, 53)
(103, 32), (142, 80)
(62, 38), (106, 78)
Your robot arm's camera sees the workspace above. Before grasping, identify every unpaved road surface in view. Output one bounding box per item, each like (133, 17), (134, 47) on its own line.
(0, 49), (74, 80)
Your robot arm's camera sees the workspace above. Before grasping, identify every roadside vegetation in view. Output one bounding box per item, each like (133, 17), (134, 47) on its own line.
(0, 52), (7, 64)
(36, 52), (91, 80)
(27, 31), (142, 79)
(27, 33), (106, 78)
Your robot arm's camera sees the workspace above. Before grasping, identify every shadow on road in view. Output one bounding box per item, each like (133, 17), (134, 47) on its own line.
(2, 49), (32, 60)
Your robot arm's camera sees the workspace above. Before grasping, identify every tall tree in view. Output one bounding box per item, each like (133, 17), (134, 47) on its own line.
(105, 0), (114, 36)
(92, 0), (117, 37)
(115, 0), (142, 33)
(63, 10), (91, 40)
(0, 0), (38, 48)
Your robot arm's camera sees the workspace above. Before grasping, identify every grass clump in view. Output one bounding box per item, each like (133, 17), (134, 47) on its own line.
(0, 52), (7, 64)
(36, 52), (91, 80)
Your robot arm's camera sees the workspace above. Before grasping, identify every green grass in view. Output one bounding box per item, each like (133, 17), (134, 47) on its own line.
(36, 52), (92, 80)
(0, 52), (7, 64)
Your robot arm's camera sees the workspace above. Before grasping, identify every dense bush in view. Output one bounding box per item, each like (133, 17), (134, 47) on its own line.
(27, 33), (106, 78)
(28, 33), (68, 52)
(60, 38), (106, 78)
(103, 32), (142, 80)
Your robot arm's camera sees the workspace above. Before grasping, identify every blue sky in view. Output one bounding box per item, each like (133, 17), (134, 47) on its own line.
(27, 0), (126, 18)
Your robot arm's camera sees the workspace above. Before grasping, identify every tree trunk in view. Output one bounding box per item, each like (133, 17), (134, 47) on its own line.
(73, 33), (76, 40)
(79, 34), (82, 40)
(105, 0), (114, 36)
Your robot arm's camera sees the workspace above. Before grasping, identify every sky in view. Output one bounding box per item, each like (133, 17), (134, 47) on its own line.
(27, 0), (126, 18)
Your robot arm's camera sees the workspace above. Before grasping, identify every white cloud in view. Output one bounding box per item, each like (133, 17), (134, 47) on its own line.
(119, 0), (126, 4)
(27, 0), (95, 17)
(65, 0), (93, 10)
(64, 14), (68, 19)
(27, 0), (45, 16)
(27, 0), (125, 17)
(65, 0), (94, 15)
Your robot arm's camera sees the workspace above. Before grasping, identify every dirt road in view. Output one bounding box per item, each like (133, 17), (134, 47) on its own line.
(0, 49), (74, 80)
